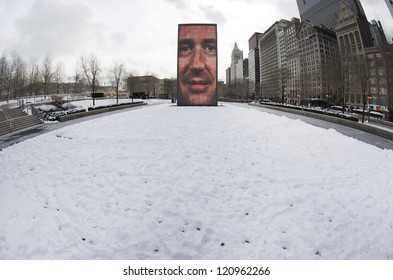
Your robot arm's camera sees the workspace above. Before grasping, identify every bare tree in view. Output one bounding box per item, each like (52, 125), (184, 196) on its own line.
(383, 45), (393, 122)
(71, 66), (83, 96)
(109, 62), (126, 103)
(337, 59), (350, 113)
(237, 78), (249, 102)
(80, 53), (101, 106)
(357, 59), (370, 123)
(9, 51), (26, 99)
(163, 78), (176, 100)
(28, 58), (40, 98)
(41, 53), (53, 98)
(53, 62), (64, 95)
(324, 56), (342, 106)
(278, 68), (287, 104)
(248, 79), (256, 101)
(0, 54), (8, 100)
(0, 54), (13, 102)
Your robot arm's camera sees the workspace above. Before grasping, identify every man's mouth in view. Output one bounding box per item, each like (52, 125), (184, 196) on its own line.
(185, 79), (211, 93)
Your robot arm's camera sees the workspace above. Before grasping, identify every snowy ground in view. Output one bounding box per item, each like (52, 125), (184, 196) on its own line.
(1, 103), (393, 260)
(66, 98), (169, 109)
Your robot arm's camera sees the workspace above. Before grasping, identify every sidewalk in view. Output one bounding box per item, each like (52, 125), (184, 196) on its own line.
(250, 103), (393, 142)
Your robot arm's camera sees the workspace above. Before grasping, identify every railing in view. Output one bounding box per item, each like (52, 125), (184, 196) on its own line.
(0, 109), (14, 130)
(30, 106), (45, 121)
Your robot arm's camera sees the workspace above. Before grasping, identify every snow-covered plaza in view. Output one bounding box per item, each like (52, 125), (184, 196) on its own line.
(1, 102), (393, 259)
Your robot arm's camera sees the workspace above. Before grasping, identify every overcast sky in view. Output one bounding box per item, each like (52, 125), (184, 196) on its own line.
(1, 0), (392, 81)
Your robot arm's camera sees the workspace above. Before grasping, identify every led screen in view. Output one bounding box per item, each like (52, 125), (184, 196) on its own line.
(177, 24), (218, 106)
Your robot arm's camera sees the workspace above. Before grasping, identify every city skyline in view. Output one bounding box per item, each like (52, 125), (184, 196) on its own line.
(0, 0), (392, 81)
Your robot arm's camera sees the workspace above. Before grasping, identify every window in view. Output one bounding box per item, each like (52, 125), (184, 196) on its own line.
(378, 69), (385, 76)
(379, 78), (386, 86)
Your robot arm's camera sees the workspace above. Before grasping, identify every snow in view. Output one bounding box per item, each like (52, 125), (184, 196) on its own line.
(1, 103), (393, 260)
(34, 104), (58, 111)
(66, 98), (163, 110)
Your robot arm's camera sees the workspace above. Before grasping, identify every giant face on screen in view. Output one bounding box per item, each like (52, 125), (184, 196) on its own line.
(177, 24), (217, 106)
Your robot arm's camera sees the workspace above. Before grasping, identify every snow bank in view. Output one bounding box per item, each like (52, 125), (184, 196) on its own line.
(1, 103), (393, 259)
(68, 98), (171, 109)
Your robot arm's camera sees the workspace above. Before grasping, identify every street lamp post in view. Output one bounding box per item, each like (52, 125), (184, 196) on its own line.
(367, 95), (372, 123)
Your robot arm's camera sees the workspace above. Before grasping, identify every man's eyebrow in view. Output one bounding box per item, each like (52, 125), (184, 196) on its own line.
(202, 38), (216, 44)
(179, 39), (194, 45)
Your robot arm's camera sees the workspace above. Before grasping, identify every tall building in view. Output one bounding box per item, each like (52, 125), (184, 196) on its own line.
(284, 18), (302, 104)
(386, 0), (393, 18)
(249, 32), (262, 49)
(369, 20), (388, 47)
(296, 0), (363, 29)
(259, 19), (291, 101)
(335, 1), (366, 107)
(236, 59), (244, 81)
(296, 0), (373, 47)
(336, 1), (389, 108)
(297, 21), (340, 103)
(248, 32), (262, 98)
(366, 46), (393, 116)
(236, 58), (248, 81)
(225, 67), (231, 86)
(230, 43), (243, 87)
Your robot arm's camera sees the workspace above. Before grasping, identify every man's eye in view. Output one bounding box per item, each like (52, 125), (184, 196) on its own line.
(204, 44), (216, 53)
(179, 45), (192, 55)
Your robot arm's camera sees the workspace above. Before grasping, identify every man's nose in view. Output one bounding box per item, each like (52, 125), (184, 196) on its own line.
(190, 49), (206, 71)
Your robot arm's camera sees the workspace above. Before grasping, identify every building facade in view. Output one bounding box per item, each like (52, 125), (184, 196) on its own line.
(235, 58), (249, 99)
(296, 0), (373, 47)
(297, 21), (340, 104)
(369, 20), (388, 47)
(127, 75), (164, 99)
(259, 19), (291, 101)
(335, 1), (368, 107)
(335, 1), (390, 109)
(366, 45), (393, 117)
(225, 67), (231, 86)
(285, 18), (302, 104)
(230, 43), (243, 87)
(248, 32), (262, 98)
(386, 0), (393, 18)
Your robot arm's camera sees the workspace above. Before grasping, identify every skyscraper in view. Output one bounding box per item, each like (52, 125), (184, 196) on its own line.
(284, 18), (301, 105)
(230, 43), (243, 86)
(259, 19), (291, 101)
(386, 0), (393, 18)
(296, 0), (373, 47)
(297, 21), (340, 104)
(296, 0), (365, 29)
(248, 33), (262, 98)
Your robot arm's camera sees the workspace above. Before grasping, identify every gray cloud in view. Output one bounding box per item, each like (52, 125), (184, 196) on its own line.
(0, 0), (4, 15)
(227, 0), (260, 4)
(198, 5), (228, 26)
(14, 0), (101, 59)
(111, 32), (127, 47)
(164, 0), (189, 10)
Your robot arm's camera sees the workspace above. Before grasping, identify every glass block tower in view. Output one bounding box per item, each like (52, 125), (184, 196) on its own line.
(296, 0), (373, 47)
(386, 0), (393, 18)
